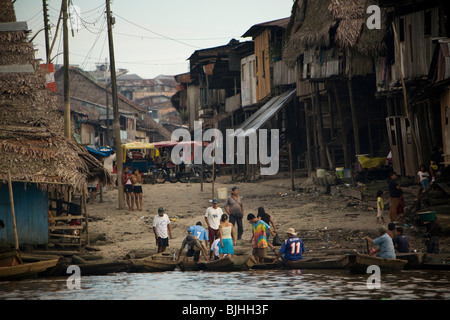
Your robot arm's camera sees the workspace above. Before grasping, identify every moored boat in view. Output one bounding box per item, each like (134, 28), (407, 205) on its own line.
(230, 255), (257, 271)
(129, 258), (178, 272)
(199, 255), (257, 272)
(419, 254), (450, 270)
(282, 255), (350, 270)
(177, 260), (201, 271)
(0, 258), (60, 281)
(345, 253), (407, 274)
(251, 262), (280, 270)
(0, 249), (22, 267)
(78, 260), (131, 276)
(395, 252), (425, 269)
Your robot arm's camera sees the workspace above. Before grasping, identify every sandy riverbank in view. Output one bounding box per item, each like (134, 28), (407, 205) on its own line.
(82, 174), (446, 261)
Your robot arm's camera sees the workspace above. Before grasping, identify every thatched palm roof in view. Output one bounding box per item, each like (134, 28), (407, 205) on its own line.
(283, 0), (392, 67)
(0, 0), (110, 194)
(283, 0), (336, 67)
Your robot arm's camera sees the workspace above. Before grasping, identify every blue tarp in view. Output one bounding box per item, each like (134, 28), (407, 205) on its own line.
(85, 146), (111, 158)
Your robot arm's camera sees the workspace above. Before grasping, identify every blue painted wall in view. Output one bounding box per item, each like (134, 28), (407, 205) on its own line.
(0, 183), (49, 247)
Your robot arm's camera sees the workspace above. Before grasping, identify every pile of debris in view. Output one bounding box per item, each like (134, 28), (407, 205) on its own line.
(405, 181), (450, 235)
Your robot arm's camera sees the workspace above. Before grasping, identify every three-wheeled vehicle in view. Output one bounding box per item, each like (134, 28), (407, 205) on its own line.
(121, 142), (159, 184)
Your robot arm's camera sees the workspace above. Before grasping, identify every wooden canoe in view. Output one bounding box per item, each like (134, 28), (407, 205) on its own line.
(419, 254), (450, 270)
(78, 260), (131, 276)
(395, 252), (425, 269)
(282, 255), (350, 270)
(252, 255), (350, 270)
(0, 258), (59, 281)
(177, 260), (201, 271)
(150, 252), (176, 261)
(199, 255), (257, 272)
(129, 258), (178, 272)
(345, 253), (407, 274)
(0, 249), (22, 267)
(251, 262), (280, 270)
(230, 255), (257, 271)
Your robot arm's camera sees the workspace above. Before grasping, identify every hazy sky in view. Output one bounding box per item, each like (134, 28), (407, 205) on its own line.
(14, 0), (294, 79)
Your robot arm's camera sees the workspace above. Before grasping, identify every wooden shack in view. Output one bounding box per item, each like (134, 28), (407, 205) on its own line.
(375, 0), (450, 176)
(0, 0), (110, 249)
(282, 0), (391, 176)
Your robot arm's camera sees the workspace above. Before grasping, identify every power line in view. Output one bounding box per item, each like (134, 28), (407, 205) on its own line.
(68, 51), (187, 66)
(114, 13), (201, 49)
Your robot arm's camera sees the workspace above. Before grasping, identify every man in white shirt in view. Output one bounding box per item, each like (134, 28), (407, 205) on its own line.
(204, 198), (223, 248)
(152, 207), (172, 253)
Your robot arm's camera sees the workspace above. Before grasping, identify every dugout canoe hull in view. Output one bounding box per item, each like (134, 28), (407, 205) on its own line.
(345, 253), (407, 274)
(178, 260), (201, 271)
(130, 258), (178, 272)
(0, 258), (59, 281)
(199, 255), (257, 272)
(395, 252), (425, 269)
(252, 255), (349, 270)
(282, 255), (350, 270)
(78, 260), (131, 275)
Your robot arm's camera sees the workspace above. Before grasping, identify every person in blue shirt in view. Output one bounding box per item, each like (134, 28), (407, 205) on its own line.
(276, 228), (305, 262)
(188, 221), (209, 249)
(365, 226), (396, 259)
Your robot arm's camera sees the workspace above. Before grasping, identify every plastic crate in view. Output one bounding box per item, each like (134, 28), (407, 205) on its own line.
(418, 211), (436, 222)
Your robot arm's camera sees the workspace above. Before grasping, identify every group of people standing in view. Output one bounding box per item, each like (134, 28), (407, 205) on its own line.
(150, 186), (306, 264)
(122, 167), (144, 211)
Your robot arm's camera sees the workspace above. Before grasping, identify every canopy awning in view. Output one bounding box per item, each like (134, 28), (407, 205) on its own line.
(232, 89), (296, 137)
(122, 142), (155, 150)
(121, 142), (159, 163)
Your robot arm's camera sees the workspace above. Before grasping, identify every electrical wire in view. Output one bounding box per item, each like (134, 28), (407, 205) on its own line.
(113, 13), (201, 49)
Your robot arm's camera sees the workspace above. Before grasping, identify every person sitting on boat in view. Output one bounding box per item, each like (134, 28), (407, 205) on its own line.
(365, 226), (396, 259)
(275, 228), (305, 262)
(176, 235), (209, 263)
(393, 226), (410, 253)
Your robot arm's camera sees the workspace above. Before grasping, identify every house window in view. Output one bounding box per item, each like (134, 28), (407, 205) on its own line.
(399, 18), (405, 42)
(424, 10), (431, 37)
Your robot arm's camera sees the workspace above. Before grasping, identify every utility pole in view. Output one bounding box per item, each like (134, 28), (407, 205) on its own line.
(42, 0), (50, 64)
(106, 0), (125, 209)
(105, 59), (110, 145)
(63, 0), (71, 139)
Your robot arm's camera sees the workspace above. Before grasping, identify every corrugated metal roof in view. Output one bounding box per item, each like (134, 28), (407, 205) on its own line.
(232, 89), (296, 137)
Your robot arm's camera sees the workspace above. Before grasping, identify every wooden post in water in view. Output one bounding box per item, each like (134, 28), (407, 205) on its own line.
(7, 171), (19, 250)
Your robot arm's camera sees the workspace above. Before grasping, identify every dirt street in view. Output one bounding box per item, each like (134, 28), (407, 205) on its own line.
(84, 174), (436, 261)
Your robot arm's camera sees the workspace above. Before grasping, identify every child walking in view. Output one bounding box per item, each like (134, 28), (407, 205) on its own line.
(376, 190), (386, 224)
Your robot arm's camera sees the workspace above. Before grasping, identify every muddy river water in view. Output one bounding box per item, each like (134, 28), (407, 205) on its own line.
(0, 269), (449, 300)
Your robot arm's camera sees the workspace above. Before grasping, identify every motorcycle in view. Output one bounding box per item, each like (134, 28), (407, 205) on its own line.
(179, 163), (219, 183)
(155, 163), (178, 183)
